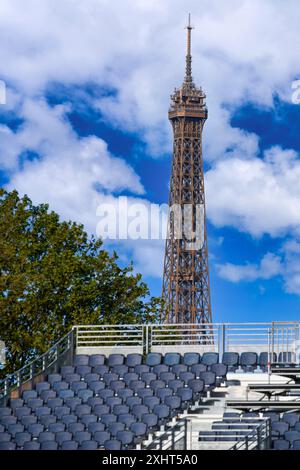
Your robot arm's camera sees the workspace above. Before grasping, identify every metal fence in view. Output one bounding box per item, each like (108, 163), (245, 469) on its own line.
(145, 419), (187, 450)
(229, 417), (272, 450)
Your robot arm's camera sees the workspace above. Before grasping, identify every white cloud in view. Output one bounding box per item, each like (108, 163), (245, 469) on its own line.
(217, 252), (282, 283)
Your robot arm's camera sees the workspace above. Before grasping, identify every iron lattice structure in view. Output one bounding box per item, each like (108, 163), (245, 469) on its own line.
(162, 18), (213, 324)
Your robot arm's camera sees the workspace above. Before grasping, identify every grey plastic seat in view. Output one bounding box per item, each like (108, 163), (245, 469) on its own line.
(106, 397), (122, 408)
(67, 422), (85, 434)
(0, 407), (13, 418)
(61, 440), (79, 450)
(48, 422), (65, 433)
(110, 380), (126, 393)
(0, 425), (4, 433)
(75, 365), (91, 377)
(15, 407), (31, 419)
(190, 364), (207, 377)
(272, 421), (289, 437)
(240, 352), (258, 371)
(116, 430), (134, 447)
(103, 372), (119, 386)
(183, 352), (200, 367)
(118, 389), (134, 402)
(132, 404), (149, 420)
(222, 352), (239, 371)
(187, 379), (205, 400)
(27, 423), (44, 438)
(201, 353), (219, 367)
(47, 374), (62, 385)
(74, 355), (89, 366)
(41, 441), (58, 450)
(100, 414), (117, 426)
(47, 397), (64, 410)
(129, 380), (146, 393)
(27, 398), (44, 410)
(38, 431), (55, 443)
(164, 395), (181, 416)
(108, 422), (126, 436)
(137, 388), (154, 400)
(168, 379), (184, 393)
(89, 354), (105, 367)
(54, 406), (71, 419)
(124, 372), (139, 386)
(293, 439), (300, 450)
(142, 413), (158, 430)
(22, 390), (38, 402)
(71, 381), (87, 393)
(259, 352), (277, 370)
(282, 413), (299, 428)
(143, 396), (160, 410)
(273, 439), (290, 450)
(41, 389), (57, 401)
(64, 397), (81, 411)
(200, 371), (216, 390)
(89, 381), (105, 395)
(74, 431), (92, 445)
(104, 439), (121, 450)
(23, 441), (40, 450)
(75, 404), (92, 418)
(111, 365), (128, 377)
(93, 404), (110, 417)
(164, 353), (181, 367)
(156, 388), (173, 402)
(285, 430), (300, 444)
(141, 372), (157, 386)
(55, 431), (73, 446)
(153, 404), (170, 426)
(9, 398), (24, 410)
(80, 414), (98, 427)
(211, 363), (228, 385)
(126, 396), (142, 408)
(61, 366), (75, 377)
(171, 364), (188, 377)
(126, 354), (143, 369)
(114, 404), (130, 416)
(150, 379), (165, 391)
(20, 415), (37, 427)
(87, 397), (103, 409)
(134, 364), (150, 376)
(84, 373), (100, 384)
(88, 422), (105, 434)
(39, 415), (57, 427)
(131, 422), (147, 443)
(0, 432), (11, 442)
(1, 416), (17, 427)
(176, 387), (193, 409)
(15, 432), (32, 447)
(108, 354), (124, 367)
(61, 415), (77, 426)
(179, 371), (195, 385)
(0, 441), (16, 450)
(94, 431), (111, 446)
(65, 373), (81, 384)
(160, 372), (176, 382)
(146, 353), (162, 367)
(93, 365), (109, 376)
(36, 382), (50, 394)
(58, 389), (74, 400)
(79, 440), (98, 450)
(53, 381), (69, 393)
(153, 364), (169, 375)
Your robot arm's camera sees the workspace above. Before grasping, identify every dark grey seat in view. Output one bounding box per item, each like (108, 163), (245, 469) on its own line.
(168, 379), (184, 393)
(129, 380), (146, 393)
(123, 372), (139, 386)
(282, 413), (299, 428)
(86, 397), (103, 409)
(137, 388), (154, 400)
(54, 406), (71, 419)
(47, 398), (64, 410)
(188, 379), (205, 400)
(108, 354), (124, 367)
(201, 353), (219, 367)
(132, 404), (149, 420)
(71, 381), (87, 393)
(141, 372), (157, 386)
(126, 397), (142, 409)
(61, 366), (75, 377)
(113, 404), (130, 416)
(9, 399), (24, 410)
(74, 431), (92, 445)
(272, 421), (289, 437)
(27, 398), (44, 410)
(53, 381), (69, 393)
(64, 397), (81, 411)
(39, 415), (57, 427)
(273, 439), (289, 450)
(0, 441), (16, 450)
(93, 404), (110, 417)
(110, 380), (126, 393)
(84, 373), (100, 384)
(67, 422), (85, 434)
(108, 422), (125, 437)
(222, 352), (239, 371)
(126, 354), (143, 369)
(117, 413), (136, 428)
(48, 422), (65, 433)
(190, 364), (207, 377)
(61, 440), (79, 450)
(65, 373), (82, 383)
(293, 439), (300, 450)
(40, 389), (57, 401)
(92, 365), (109, 376)
(41, 441), (58, 450)
(88, 422), (105, 434)
(142, 413), (158, 430)
(89, 354), (105, 367)
(285, 430), (300, 445)
(183, 352), (200, 367)
(179, 371), (195, 385)
(146, 353), (162, 367)
(100, 414), (117, 426)
(134, 364), (150, 376)
(89, 381), (105, 394)
(1, 416), (17, 427)
(160, 372), (176, 382)
(150, 380), (165, 391)
(111, 365), (128, 377)
(20, 415), (37, 427)
(15, 432), (31, 447)
(103, 372), (119, 386)
(0, 432), (11, 442)
(47, 374), (62, 385)
(278, 352), (295, 365)
(75, 404), (92, 418)
(80, 414), (98, 427)
(36, 382), (50, 394)
(259, 352), (277, 370)
(23, 441), (40, 450)
(94, 431), (110, 446)
(171, 364), (188, 377)
(156, 388), (172, 402)
(7, 424), (24, 437)
(131, 422), (147, 443)
(38, 431), (56, 443)
(176, 387), (193, 409)
(164, 396), (181, 416)
(22, 390), (38, 402)
(200, 371), (216, 390)
(118, 389), (134, 402)
(116, 430), (134, 448)
(61, 415), (77, 426)
(104, 439), (121, 450)
(27, 423), (44, 438)
(56, 431), (73, 446)
(74, 355), (89, 366)
(211, 363), (228, 385)
(79, 440), (98, 450)
(153, 404), (170, 426)
(15, 407), (31, 419)
(153, 364), (169, 375)
(75, 365), (91, 377)
(106, 397), (122, 408)
(58, 389), (74, 400)
(143, 396), (160, 410)
(164, 353), (181, 367)
(240, 352), (258, 371)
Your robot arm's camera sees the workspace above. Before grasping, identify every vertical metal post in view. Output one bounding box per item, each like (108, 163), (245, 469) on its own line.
(221, 324), (226, 357)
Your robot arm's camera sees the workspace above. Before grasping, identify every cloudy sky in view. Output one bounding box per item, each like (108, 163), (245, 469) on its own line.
(1, 0), (300, 322)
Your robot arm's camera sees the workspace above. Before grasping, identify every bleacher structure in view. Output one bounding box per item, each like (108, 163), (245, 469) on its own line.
(1, 322), (300, 450)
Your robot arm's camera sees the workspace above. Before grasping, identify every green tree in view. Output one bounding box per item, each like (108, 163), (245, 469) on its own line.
(0, 189), (161, 376)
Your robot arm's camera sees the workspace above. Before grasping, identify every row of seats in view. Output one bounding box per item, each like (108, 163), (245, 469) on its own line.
(0, 353), (227, 450)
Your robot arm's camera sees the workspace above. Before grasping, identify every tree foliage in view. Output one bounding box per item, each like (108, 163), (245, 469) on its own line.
(0, 189), (161, 376)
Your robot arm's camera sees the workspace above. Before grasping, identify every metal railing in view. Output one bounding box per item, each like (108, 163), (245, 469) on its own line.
(0, 329), (75, 402)
(229, 418), (272, 450)
(145, 419), (187, 450)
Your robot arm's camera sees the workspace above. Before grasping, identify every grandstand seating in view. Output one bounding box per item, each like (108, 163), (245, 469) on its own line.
(0, 352), (230, 450)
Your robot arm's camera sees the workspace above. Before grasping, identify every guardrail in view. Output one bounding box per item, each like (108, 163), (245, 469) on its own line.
(0, 329), (74, 402)
(145, 419), (187, 450)
(230, 418), (272, 450)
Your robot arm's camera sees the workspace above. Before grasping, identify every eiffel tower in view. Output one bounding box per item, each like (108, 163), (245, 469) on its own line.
(162, 16), (213, 325)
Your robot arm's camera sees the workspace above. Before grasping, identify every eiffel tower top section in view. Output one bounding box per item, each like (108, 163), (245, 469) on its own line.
(169, 14), (208, 121)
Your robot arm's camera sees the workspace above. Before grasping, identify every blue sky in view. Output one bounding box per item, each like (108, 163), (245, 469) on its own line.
(1, 0), (300, 323)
